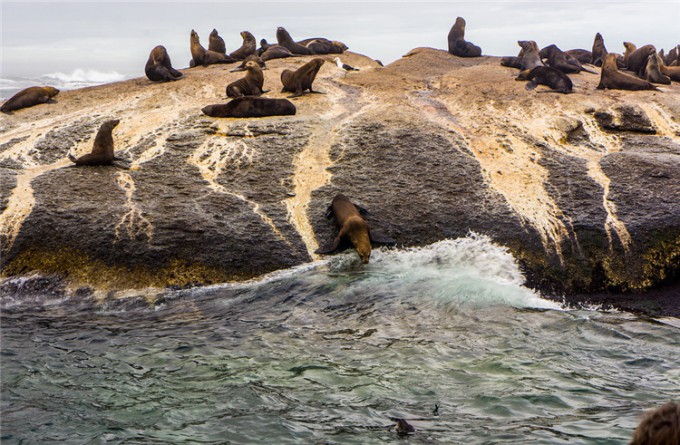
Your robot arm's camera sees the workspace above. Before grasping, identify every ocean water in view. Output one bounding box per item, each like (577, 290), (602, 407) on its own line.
(1, 71), (130, 100)
(1, 236), (679, 444)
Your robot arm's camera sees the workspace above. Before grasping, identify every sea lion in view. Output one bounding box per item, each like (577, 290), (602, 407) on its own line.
(665, 45), (680, 66)
(258, 38), (273, 54)
(629, 402), (680, 445)
(208, 28), (226, 55)
(202, 97), (296, 118)
(276, 27), (313, 55)
(260, 44), (294, 61)
(517, 40), (544, 71)
(1, 86), (59, 113)
(68, 120), (122, 166)
(144, 45), (184, 82)
(540, 44), (595, 74)
(591, 32), (608, 67)
(280, 58), (325, 97)
(659, 57), (680, 81)
(190, 29), (234, 66)
(523, 66), (573, 93)
(565, 49), (592, 64)
(597, 53), (658, 91)
(315, 194), (396, 264)
(306, 39), (348, 55)
(626, 44), (656, 77)
(645, 53), (671, 84)
(623, 41), (637, 67)
(230, 54), (267, 72)
(229, 31), (257, 60)
(447, 17), (482, 57)
(226, 61), (265, 97)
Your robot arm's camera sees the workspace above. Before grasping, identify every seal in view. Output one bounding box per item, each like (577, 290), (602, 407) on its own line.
(626, 44), (656, 77)
(202, 97), (296, 118)
(261, 44), (294, 61)
(276, 27), (313, 55)
(305, 39), (348, 55)
(539, 44), (596, 74)
(315, 193), (396, 264)
(659, 57), (680, 81)
(226, 61), (265, 97)
(230, 54), (267, 72)
(629, 402), (680, 445)
(68, 119), (122, 166)
(280, 58), (325, 97)
(597, 53), (658, 91)
(145, 45), (184, 82)
(645, 53), (671, 84)
(591, 32), (608, 67)
(1, 86), (59, 113)
(229, 31), (257, 60)
(523, 66), (573, 93)
(190, 29), (234, 66)
(208, 28), (226, 55)
(447, 17), (482, 57)
(623, 41), (637, 67)
(518, 40), (544, 71)
(565, 49), (592, 64)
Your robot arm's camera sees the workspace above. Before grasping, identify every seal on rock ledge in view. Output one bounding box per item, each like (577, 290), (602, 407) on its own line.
(1, 86), (59, 113)
(280, 58), (325, 97)
(315, 194), (396, 264)
(226, 61), (265, 97)
(202, 97), (296, 118)
(68, 119), (125, 166)
(145, 45), (184, 82)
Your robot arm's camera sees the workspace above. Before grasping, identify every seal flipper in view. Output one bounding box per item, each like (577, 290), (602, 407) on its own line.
(369, 230), (396, 246)
(525, 80), (538, 91)
(315, 236), (342, 254)
(353, 204), (368, 216)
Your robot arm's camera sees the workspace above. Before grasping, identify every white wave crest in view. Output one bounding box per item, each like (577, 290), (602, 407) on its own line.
(42, 69), (126, 84)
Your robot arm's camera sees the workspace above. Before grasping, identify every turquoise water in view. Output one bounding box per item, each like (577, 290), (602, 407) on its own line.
(2, 236), (679, 444)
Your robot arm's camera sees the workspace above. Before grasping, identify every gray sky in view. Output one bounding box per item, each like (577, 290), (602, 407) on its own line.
(2, 1), (679, 79)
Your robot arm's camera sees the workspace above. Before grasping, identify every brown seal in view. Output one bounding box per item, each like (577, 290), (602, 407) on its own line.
(305, 39), (347, 55)
(659, 57), (680, 81)
(591, 32), (608, 67)
(229, 31), (257, 60)
(518, 40), (543, 70)
(565, 49), (592, 64)
(626, 44), (656, 76)
(623, 41), (637, 67)
(597, 54), (658, 91)
(646, 53), (671, 84)
(208, 29), (226, 54)
(230, 54), (267, 72)
(1, 86), (59, 113)
(226, 61), (265, 97)
(145, 45), (184, 82)
(260, 44), (294, 61)
(276, 27), (313, 55)
(280, 58), (325, 97)
(202, 97), (296, 118)
(315, 194), (396, 264)
(629, 402), (680, 445)
(523, 66), (573, 93)
(447, 17), (482, 57)
(190, 30), (234, 66)
(68, 120), (122, 166)
(539, 44), (596, 74)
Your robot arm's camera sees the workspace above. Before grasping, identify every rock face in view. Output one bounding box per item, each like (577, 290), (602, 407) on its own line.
(1, 48), (679, 296)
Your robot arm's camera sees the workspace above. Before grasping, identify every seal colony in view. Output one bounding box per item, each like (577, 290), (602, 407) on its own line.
(1, 19), (678, 268)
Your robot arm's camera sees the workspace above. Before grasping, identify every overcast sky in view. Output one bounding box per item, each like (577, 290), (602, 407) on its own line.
(2, 1), (679, 79)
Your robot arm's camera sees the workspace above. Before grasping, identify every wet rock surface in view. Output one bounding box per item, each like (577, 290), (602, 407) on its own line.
(1, 48), (679, 306)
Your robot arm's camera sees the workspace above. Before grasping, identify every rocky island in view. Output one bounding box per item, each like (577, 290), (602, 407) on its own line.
(1, 48), (679, 311)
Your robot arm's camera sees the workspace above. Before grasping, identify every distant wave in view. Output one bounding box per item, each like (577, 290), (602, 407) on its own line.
(1, 70), (131, 99)
(42, 69), (127, 84)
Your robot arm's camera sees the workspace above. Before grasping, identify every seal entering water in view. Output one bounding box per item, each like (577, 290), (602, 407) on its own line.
(315, 194), (396, 264)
